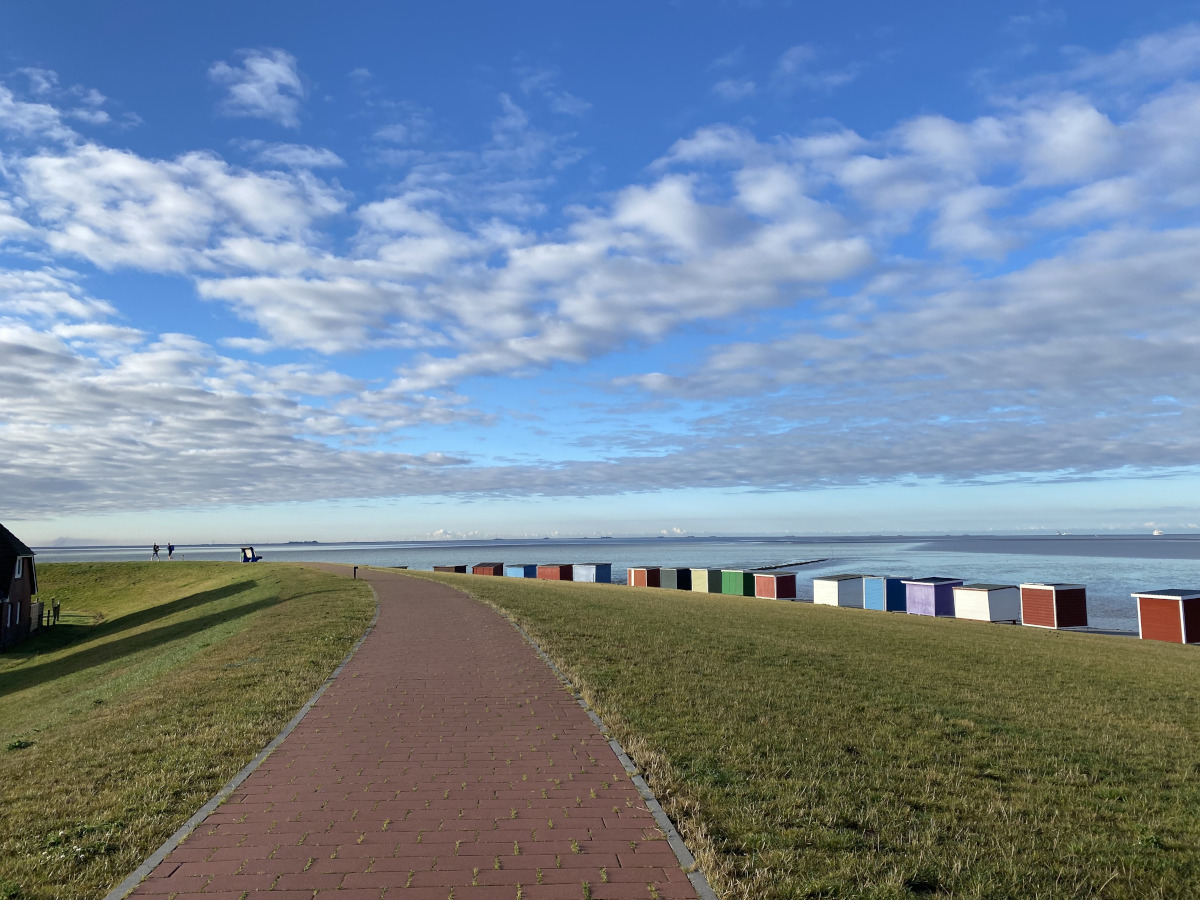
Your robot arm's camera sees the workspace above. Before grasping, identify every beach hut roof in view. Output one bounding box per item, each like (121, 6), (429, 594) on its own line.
(1131, 588), (1200, 600)
(902, 577), (961, 585)
(815, 574), (864, 582)
(959, 583), (1017, 592)
(1020, 582), (1085, 590)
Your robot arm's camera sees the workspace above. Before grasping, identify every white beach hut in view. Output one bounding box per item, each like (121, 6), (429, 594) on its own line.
(813, 574), (864, 608)
(953, 584), (1020, 623)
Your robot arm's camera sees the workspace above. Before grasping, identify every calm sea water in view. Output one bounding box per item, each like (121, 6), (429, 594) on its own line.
(34, 535), (1200, 632)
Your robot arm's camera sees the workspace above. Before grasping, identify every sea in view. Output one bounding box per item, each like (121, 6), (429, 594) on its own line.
(33, 534), (1200, 633)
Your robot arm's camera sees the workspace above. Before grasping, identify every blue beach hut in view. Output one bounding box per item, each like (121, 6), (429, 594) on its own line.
(863, 576), (907, 612)
(573, 563), (612, 583)
(903, 577), (963, 617)
(504, 564), (537, 578)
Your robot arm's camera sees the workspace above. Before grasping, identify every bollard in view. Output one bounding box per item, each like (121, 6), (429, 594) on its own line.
(353, 566), (358, 579)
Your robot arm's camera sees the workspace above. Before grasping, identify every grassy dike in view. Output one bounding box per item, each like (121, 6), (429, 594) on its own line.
(417, 571), (1200, 900)
(0, 562), (373, 900)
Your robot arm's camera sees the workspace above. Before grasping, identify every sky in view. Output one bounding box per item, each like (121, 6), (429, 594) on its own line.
(2, 1), (1200, 544)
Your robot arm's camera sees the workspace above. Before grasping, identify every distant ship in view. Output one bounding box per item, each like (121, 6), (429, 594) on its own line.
(1152, 529), (1165, 536)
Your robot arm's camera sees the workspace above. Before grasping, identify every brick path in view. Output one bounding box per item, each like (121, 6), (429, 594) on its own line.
(128, 568), (699, 900)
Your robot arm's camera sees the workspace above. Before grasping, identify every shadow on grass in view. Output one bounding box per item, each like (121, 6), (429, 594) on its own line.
(0, 588), (282, 699)
(5, 581), (259, 663)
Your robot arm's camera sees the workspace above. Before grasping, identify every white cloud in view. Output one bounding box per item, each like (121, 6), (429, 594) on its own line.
(208, 48), (305, 128)
(518, 68), (591, 116)
(245, 141), (345, 169)
(5, 29), (1200, 515)
(771, 44), (860, 93)
(712, 78), (756, 101)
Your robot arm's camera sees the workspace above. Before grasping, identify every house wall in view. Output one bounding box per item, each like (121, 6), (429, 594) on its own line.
(1, 556), (35, 650)
(1021, 588), (1058, 627)
(1183, 600), (1200, 644)
(689, 569), (722, 592)
(1138, 597), (1184, 643)
(572, 564), (611, 583)
(755, 573), (796, 599)
(1056, 588), (1088, 627)
(628, 567), (660, 587)
(954, 587), (1020, 622)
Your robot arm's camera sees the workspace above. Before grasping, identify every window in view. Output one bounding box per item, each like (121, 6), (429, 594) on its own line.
(14, 557), (22, 579)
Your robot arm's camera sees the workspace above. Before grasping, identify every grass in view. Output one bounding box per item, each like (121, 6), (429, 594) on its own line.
(417, 571), (1200, 900)
(0, 562), (373, 900)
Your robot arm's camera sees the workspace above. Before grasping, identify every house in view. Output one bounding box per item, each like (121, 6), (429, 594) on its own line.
(813, 574), (866, 608)
(754, 571), (798, 600)
(902, 577), (963, 617)
(863, 576), (907, 612)
(721, 569), (756, 596)
(1020, 583), (1088, 629)
(1, 522), (38, 650)
(659, 568), (693, 590)
(627, 567), (661, 587)
(1131, 589), (1200, 644)
(689, 569), (723, 592)
(573, 563), (612, 584)
(953, 584), (1021, 623)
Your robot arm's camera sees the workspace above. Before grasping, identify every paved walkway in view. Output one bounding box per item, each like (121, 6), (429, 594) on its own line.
(129, 568), (699, 900)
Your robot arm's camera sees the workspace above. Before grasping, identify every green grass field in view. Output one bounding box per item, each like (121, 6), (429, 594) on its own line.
(0, 562), (373, 900)
(419, 571), (1200, 900)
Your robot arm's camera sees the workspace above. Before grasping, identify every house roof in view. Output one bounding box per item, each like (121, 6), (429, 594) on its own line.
(0, 522), (34, 557)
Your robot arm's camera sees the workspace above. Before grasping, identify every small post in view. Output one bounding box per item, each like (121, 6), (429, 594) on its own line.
(353, 566), (358, 580)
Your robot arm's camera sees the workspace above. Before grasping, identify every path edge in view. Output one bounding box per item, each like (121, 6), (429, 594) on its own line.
(493, 604), (721, 900)
(101, 579), (381, 900)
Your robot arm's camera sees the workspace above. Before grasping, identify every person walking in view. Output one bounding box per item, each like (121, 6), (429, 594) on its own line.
(167, 542), (175, 560)
(152, 543), (160, 560)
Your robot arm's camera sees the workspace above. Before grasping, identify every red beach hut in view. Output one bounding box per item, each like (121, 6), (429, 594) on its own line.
(628, 567), (660, 587)
(433, 565), (467, 573)
(472, 562), (504, 576)
(537, 564), (573, 581)
(1020, 583), (1087, 628)
(754, 571), (798, 600)
(1132, 589), (1200, 644)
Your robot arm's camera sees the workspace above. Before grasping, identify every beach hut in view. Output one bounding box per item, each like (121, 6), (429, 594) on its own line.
(504, 564), (537, 578)
(863, 576), (907, 612)
(903, 577), (963, 617)
(537, 564), (573, 581)
(754, 571), (798, 600)
(953, 584), (1020, 622)
(628, 567), (661, 587)
(660, 568), (693, 591)
(472, 562), (504, 576)
(813, 574), (866, 608)
(433, 565), (467, 573)
(689, 568), (723, 593)
(573, 563), (612, 584)
(1020, 583), (1087, 628)
(1132, 589), (1200, 643)
(721, 569), (756, 596)
(0, 522), (37, 651)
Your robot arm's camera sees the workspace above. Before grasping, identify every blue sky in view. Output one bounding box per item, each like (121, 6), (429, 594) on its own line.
(2, 1), (1199, 544)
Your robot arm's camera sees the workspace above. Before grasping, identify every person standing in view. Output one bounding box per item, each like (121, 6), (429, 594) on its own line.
(152, 543), (160, 560)
(167, 542), (175, 560)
